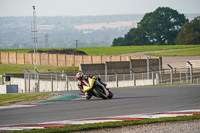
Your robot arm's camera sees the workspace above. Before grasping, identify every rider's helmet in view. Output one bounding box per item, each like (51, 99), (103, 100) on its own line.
(76, 72), (84, 82)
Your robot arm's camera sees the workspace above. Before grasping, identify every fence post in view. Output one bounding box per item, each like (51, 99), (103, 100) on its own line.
(112, 69), (118, 87)
(56, 72), (58, 91)
(21, 68), (32, 93)
(187, 61), (193, 83)
(105, 62), (107, 82)
(159, 57), (162, 74)
(149, 67), (154, 85)
(147, 57), (149, 79)
(130, 69), (136, 86)
(156, 72), (160, 84)
(48, 70), (54, 92)
(21, 68), (27, 93)
(62, 70), (69, 91)
(51, 73), (53, 91)
(35, 69), (40, 92)
(25, 69), (31, 93)
(130, 60), (133, 80)
(167, 64), (173, 84)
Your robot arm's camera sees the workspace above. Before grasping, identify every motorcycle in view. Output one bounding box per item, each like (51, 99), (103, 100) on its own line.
(82, 76), (113, 100)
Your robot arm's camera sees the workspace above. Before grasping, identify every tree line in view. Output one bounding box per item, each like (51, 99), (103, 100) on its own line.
(112, 7), (200, 46)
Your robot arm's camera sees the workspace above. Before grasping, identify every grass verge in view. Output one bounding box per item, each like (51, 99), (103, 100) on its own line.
(1, 45), (200, 55)
(0, 93), (53, 106)
(0, 64), (79, 75)
(77, 45), (200, 55)
(11, 114), (200, 133)
(149, 47), (200, 56)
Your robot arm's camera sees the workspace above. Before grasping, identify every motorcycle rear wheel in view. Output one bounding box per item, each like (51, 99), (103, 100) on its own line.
(94, 87), (107, 100)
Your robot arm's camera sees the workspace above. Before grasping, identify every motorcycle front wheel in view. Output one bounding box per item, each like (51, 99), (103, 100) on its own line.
(108, 90), (113, 99)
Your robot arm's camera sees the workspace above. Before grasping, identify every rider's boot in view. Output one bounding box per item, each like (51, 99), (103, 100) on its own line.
(85, 92), (92, 99)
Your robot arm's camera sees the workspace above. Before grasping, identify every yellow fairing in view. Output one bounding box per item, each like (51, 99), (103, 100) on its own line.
(83, 77), (95, 92)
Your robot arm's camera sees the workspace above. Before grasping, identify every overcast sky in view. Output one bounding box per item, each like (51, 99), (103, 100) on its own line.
(0, 0), (200, 16)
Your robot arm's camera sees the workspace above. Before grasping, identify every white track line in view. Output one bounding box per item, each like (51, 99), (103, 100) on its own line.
(0, 105), (36, 110)
(0, 109), (200, 131)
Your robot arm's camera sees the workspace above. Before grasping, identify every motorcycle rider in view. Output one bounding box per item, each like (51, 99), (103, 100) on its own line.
(76, 72), (109, 99)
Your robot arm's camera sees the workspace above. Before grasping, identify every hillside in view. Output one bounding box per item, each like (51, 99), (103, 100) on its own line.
(0, 14), (143, 49)
(0, 14), (199, 49)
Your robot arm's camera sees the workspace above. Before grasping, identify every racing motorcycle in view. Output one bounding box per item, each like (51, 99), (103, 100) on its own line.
(82, 76), (113, 100)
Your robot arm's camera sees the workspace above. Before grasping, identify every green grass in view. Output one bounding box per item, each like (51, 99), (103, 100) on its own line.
(0, 48), (63, 53)
(0, 49), (32, 53)
(11, 114), (200, 133)
(0, 93), (52, 106)
(77, 45), (200, 55)
(0, 64), (79, 75)
(0, 45), (200, 75)
(1, 45), (200, 55)
(149, 47), (200, 56)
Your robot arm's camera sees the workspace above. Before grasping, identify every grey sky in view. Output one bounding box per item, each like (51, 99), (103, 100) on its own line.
(0, 0), (200, 16)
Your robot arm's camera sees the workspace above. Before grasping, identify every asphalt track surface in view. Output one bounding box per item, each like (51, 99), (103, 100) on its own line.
(0, 85), (200, 126)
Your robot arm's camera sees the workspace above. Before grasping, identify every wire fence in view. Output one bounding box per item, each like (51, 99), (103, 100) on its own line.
(5, 67), (200, 93)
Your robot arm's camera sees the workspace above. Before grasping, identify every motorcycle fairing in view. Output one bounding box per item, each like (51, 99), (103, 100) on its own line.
(83, 77), (95, 92)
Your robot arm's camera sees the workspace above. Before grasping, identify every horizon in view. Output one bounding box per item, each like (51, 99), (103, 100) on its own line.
(0, 0), (200, 17)
(0, 13), (199, 17)
(0, 13), (144, 17)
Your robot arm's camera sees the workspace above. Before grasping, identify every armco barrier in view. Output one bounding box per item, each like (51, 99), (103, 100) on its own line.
(10, 70), (200, 93)
(0, 52), (159, 67)
(10, 75), (157, 92)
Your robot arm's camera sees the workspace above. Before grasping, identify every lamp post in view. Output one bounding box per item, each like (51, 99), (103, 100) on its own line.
(75, 40), (79, 48)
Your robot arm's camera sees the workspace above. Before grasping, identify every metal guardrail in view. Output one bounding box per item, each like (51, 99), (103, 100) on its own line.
(9, 67), (198, 93)
(1, 62), (197, 93)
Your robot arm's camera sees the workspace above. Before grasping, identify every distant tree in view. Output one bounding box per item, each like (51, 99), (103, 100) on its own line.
(175, 16), (200, 45)
(112, 37), (125, 46)
(112, 7), (188, 46)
